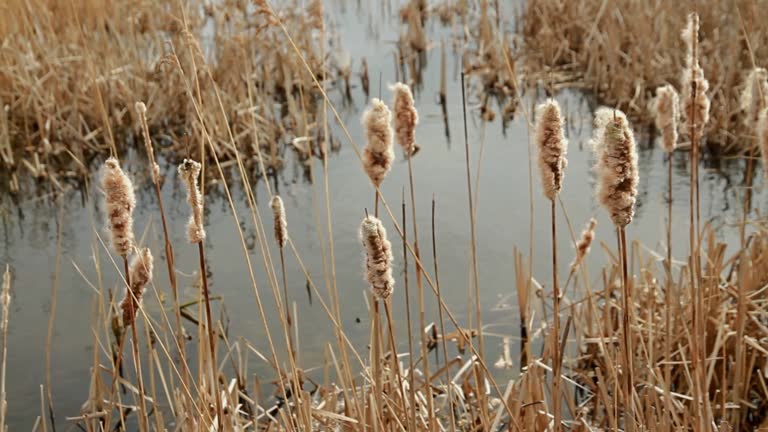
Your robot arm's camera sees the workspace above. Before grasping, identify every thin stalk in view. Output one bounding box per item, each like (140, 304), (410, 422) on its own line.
(551, 199), (561, 432)
(197, 243), (223, 430)
(279, 248), (295, 357)
(124, 257), (148, 432)
(664, 153), (674, 418)
(619, 228), (634, 431)
(402, 191), (417, 429)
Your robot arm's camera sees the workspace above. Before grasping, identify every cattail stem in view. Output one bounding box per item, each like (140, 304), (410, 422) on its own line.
(382, 300), (406, 418)
(197, 242), (223, 430)
(664, 153), (674, 415)
(618, 228), (635, 431)
(401, 192), (417, 429)
(278, 248), (294, 358)
(551, 199), (562, 432)
(124, 256), (149, 432)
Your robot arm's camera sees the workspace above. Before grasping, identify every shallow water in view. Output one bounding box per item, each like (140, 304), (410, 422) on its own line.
(0, 1), (755, 428)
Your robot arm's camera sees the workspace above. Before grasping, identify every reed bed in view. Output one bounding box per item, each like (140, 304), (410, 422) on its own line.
(1, 1), (768, 431)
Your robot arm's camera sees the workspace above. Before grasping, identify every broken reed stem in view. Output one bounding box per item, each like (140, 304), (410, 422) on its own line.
(197, 242), (223, 430)
(124, 256), (149, 432)
(551, 199), (562, 432)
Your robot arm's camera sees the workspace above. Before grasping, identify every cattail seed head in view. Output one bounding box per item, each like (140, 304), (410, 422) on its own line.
(570, 218), (597, 272)
(741, 68), (768, 127)
(534, 99), (568, 200)
(757, 108), (768, 179)
(101, 157), (136, 257)
(651, 85), (679, 153)
(120, 248), (153, 326)
(360, 216), (394, 300)
(591, 108), (639, 228)
(681, 13), (710, 143)
(270, 195), (288, 248)
(178, 159), (206, 243)
(361, 98), (394, 187)
(390, 82), (420, 157)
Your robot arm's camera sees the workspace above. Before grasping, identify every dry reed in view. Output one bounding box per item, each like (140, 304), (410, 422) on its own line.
(570, 218), (597, 272)
(758, 109), (768, 178)
(178, 159), (206, 244)
(741, 67), (768, 127)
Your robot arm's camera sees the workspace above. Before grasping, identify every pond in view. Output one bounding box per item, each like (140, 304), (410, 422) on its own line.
(0, 1), (751, 429)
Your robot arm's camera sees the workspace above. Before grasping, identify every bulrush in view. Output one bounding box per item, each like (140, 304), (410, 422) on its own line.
(758, 109), (768, 179)
(741, 68), (768, 127)
(271, 195), (287, 248)
(571, 218), (597, 272)
(178, 159), (206, 244)
(135, 102), (160, 184)
(592, 108), (639, 228)
(390, 82), (420, 157)
(101, 157), (136, 257)
(680, 13), (710, 142)
(534, 99), (568, 200)
(120, 248), (154, 326)
(360, 216), (394, 300)
(361, 98), (394, 187)
(652, 85), (680, 153)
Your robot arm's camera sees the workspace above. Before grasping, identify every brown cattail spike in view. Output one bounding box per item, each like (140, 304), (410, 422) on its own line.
(741, 68), (768, 127)
(534, 99), (568, 200)
(360, 216), (394, 300)
(120, 248), (154, 326)
(570, 218), (597, 272)
(652, 85), (680, 153)
(681, 13), (710, 143)
(178, 159), (206, 244)
(361, 99), (395, 187)
(592, 108), (639, 228)
(271, 195), (288, 248)
(390, 82), (420, 157)
(102, 157), (136, 257)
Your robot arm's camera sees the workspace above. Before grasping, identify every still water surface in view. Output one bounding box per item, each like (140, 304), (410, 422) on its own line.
(0, 1), (752, 428)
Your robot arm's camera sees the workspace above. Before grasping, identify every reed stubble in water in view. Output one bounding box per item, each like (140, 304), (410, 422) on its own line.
(592, 107), (638, 431)
(534, 98), (567, 431)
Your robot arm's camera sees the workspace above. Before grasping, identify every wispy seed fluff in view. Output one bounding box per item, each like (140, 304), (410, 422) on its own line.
(535, 99), (568, 200)
(740, 68), (768, 127)
(758, 109), (768, 179)
(178, 159), (206, 243)
(680, 13), (711, 142)
(591, 108), (639, 228)
(390, 82), (420, 157)
(101, 157), (136, 257)
(570, 218), (597, 272)
(270, 195), (288, 248)
(360, 216), (394, 300)
(361, 98), (395, 187)
(120, 248), (154, 326)
(651, 85), (680, 153)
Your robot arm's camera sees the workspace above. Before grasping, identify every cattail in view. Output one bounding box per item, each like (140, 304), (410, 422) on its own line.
(534, 99), (568, 200)
(101, 157), (136, 257)
(120, 248), (154, 326)
(740, 68), (768, 127)
(135, 102), (160, 184)
(390, 82), (420, 157)
(178, 159), (206, 243)
(758, 109), (768, 179)
(681, 13), (710, 142)
(570, 218), (597, 272)
(361, 99), (395, 187)
(652, 85), (680, 153)
(592, 108), (639, 228)
(270, 195), (287, 248)
(360, 216), (394, 300)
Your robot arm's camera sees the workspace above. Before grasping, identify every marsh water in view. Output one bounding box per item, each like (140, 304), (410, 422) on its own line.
(0, 1), (754, 428)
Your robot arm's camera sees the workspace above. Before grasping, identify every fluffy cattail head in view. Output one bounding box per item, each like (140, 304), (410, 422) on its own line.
(270, 195), (288, 248)
(741, 68), (768, 127)
(361, 98), (394, 187)
(390, 82), (420, 157)
(101, 157), (136, 257)
(758, 108), (768, 179)
(680, 13), (710, 143)
(120, 248), (153, 326)
(534, 99), (568, 200)
(360, 216), (394, 300)
(651, 85), (679, 153)
(570, 218), (597, 272)
(178, 159), (206, 243)
(591, 108), (639, 228)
